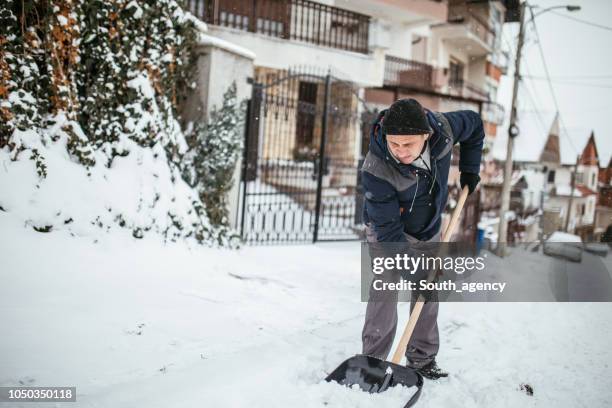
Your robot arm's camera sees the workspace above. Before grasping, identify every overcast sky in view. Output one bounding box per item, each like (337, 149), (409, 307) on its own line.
(493, 0), (612, 166)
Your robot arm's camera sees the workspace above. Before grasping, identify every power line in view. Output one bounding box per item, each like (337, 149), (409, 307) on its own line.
(525, 74), (612, 80)
(517, 28), (552, 136)
(549, 10), (612, 32)
(523, 77), (612, 89)
(521, 60), (547, 125)
(503, 26), (554, 141)
(519, 80), (549, 135)
(528, 5), (579, 155)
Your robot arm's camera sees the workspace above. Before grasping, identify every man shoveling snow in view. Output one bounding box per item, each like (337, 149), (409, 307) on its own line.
(361, 98), (485, 380)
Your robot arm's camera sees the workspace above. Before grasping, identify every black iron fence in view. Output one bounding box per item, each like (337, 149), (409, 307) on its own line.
(186, 0), (370, 54)
(239, 68), (374, 244)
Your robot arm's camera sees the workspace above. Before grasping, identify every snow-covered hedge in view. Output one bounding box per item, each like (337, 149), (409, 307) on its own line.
(0, 0), (242, 247)
(182, 83), (244, 227)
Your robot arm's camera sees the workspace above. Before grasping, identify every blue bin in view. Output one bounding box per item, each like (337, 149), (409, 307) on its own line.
(476, 228), (485, 254)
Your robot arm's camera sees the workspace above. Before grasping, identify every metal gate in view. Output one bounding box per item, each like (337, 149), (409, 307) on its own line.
(239, 67), (375, 244)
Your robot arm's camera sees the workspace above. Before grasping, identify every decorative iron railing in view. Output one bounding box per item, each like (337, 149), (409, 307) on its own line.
(383, 55), (434, 90)
(448, 78), (489, 101)
(186, 0), (370, 54)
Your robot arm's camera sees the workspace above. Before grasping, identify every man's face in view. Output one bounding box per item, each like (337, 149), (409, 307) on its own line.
(386, 134), (428, 164)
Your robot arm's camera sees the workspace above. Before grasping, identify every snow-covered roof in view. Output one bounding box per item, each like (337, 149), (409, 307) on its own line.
(485, 169), (523, 186)
(198, 33), (256, 60)
(576, 185), (597, 196)
(184, 11), (256, 60)
(485, 168), (542, 189)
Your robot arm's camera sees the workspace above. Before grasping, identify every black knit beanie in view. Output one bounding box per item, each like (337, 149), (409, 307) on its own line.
(381, 98), (432, 136)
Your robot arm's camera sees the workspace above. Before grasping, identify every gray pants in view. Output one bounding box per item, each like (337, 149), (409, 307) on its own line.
(362, 226), (441, 368)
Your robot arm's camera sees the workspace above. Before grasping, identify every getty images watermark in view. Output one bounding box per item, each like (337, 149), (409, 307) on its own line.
(360, 241), (612, 302)
(370, 252), (506, 294)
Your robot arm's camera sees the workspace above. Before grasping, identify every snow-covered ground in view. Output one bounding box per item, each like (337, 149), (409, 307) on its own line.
(1, 213), (612, 407)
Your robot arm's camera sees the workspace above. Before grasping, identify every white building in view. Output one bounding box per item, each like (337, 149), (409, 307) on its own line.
(546, 133), (600, 237)
(184, 0), (515, 242)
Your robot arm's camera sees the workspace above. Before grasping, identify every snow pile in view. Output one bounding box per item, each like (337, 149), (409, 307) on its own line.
(1, 218), (611, 407)
(1, 1), (242, 246)
(0, 113), (223, 244)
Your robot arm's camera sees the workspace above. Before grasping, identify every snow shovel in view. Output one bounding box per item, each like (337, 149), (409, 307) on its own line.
(325, 186), (470, 407)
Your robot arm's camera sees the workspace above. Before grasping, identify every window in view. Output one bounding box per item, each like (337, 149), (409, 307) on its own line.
(548, 170), (555, 183)
(449, 58), (464, 88)
(592, 173), (596, 188)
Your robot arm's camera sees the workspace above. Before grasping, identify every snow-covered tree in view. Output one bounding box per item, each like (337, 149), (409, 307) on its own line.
(0, 0), (243, 247)
(183, 83), (245, 228)
(75, 0), (197, 163)
(0, 0), (50, 175)
(47, 0), (96, 167)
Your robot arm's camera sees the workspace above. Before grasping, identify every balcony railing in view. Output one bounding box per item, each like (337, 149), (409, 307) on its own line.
(448, 78), (489, 101)
(383, 55), (434, 91)
(482, 101), (505, 125)
(187, 0), (370, 54)
(491, 50), (509, 74)
(448, 12), (495, 49)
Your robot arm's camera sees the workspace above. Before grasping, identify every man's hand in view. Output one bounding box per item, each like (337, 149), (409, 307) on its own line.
(460, 172), (481, 194)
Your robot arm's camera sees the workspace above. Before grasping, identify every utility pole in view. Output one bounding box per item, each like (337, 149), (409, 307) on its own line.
(565, 155), (580, 233)
(497, 1), (527, 257)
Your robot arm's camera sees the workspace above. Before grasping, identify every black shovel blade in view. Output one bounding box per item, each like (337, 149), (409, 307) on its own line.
(325, 355), (423, 407)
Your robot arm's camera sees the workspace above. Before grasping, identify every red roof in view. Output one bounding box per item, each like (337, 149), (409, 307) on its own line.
(579, 132), (599, 166)
(576, 185), (597, 196)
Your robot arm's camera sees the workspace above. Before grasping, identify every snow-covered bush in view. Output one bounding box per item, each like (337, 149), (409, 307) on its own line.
(182, 83), (245, 228)
(0, 0), (242, 247)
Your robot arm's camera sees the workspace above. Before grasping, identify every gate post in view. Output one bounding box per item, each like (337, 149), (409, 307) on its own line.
(244, 81), (261, 182)
(240, 79), (262, 239)
(239, 97), (251, 240)
(313, 72), (332, 243)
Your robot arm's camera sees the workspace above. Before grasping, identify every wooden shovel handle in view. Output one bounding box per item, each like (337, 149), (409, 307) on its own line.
(391, 186), (470, 365)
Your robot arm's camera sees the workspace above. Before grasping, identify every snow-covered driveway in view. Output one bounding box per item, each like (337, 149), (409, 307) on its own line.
(1, 213), (611, 407)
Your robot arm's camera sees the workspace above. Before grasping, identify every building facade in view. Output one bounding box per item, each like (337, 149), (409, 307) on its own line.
(185, 0), (515, 243)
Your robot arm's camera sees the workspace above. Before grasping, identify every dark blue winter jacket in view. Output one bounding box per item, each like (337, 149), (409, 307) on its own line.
(361, 109), (484, 242)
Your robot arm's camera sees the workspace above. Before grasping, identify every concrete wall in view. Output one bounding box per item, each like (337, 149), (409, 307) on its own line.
(577, 164), (599, 191)
(386, 23), (413, 59)
(439, 98), (479, 113)
(554, 166), (572, 186)
(466, 56), (487, 88)
(542, 208), (562, 236)
(208, 25), (386, 88)
(336, 0), (447, 23)
(583, 195), (597, 225)
(546, 195), (594, 233)
(520, 169), (546, 210)
(595, 206), (612, 236)
(430, 28), (470, 69)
